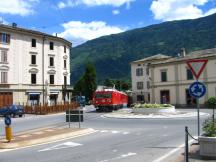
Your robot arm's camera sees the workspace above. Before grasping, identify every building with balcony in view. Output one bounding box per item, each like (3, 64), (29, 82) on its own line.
(0, 24), (72, 107)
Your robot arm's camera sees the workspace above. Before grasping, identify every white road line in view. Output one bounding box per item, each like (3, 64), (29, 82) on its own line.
(100, 130), (108, 133)
(98, 152), (137, 162)
(123, 132), (130, 135)
(38, 142), (82, 152)
(111, 131), (120, 134)
(152, 138), (196, 162)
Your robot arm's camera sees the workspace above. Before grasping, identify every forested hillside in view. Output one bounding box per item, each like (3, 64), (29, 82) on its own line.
(71, 13), (216, 84)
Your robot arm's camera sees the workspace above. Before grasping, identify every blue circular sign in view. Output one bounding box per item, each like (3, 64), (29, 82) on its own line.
(4, 116), (11, 126)
(189, 81), (206, 98)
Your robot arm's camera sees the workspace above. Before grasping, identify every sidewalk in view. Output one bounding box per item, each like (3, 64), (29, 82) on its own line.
(0, 126), (96, 149)
(174, 142), (216, 162)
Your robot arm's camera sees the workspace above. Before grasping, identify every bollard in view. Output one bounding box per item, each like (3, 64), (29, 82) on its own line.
(4, 116), (12, 142)
(5, 126), (12, 142)
(185, 126), (189, 162)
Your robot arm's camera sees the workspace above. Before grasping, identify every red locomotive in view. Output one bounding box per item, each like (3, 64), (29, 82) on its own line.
(93, 89), (128, 112)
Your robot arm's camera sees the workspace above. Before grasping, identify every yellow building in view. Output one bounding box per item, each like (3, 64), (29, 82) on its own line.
(149, 48), (216, 107)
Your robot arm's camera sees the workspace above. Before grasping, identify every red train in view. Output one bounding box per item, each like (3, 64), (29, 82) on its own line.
(93, 89), (128, 112)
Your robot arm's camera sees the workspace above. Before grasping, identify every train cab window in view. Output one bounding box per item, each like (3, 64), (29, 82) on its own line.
(96, 93), (112, 98)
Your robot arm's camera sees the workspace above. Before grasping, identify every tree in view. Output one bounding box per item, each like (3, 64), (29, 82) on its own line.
(83, 62), (97, 101)
(104, 78), (114, 87)
(206, 96), (216, 123)
(73, 76), (85, 96)
(74, 62), (97, 101)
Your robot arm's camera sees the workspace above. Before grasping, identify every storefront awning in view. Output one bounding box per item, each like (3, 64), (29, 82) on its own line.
(50, 91), (59, 94)
(28, 92), (41, 95)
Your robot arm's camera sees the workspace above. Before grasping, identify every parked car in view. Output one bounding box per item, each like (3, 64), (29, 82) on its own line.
(0, 104), (24, 117)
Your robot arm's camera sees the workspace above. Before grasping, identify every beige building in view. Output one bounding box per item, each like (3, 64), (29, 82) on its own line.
(0, 24), (72, 107)
(131, 48), (216, 107)
(130, 54), (171, 103)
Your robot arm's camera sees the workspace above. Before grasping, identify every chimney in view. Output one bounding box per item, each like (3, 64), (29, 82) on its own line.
(12, 23), (17, 27)
(181, 47), (186, 57)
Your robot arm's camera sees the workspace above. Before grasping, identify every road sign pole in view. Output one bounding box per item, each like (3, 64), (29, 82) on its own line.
(197, 98), (200, 137)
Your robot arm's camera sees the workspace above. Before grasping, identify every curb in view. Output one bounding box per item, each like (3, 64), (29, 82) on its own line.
(0, 128), (96, 149)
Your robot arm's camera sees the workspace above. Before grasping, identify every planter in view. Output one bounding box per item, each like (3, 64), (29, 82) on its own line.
(132, 106), (175, 114)
(199, 136), (216, 157)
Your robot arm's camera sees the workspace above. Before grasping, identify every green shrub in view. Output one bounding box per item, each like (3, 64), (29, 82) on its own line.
(203, 118), (216, 137)
(133, 103), (173, 108)
(206, 97), (216, 108)
(206, 96), (216, 122)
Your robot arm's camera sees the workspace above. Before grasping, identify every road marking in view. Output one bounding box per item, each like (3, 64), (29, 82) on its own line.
(111, 131), (120, 134)
(0, 129), (97, 153)
(152, 138), (196, 162)
(100, 130), (108, 133)
(123, 132), (130, 135)
(98, 152), (137, 162)
(38, 142), (82, 152)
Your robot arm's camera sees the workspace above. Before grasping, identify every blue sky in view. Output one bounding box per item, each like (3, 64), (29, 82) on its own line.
(0, 0), (216, 46)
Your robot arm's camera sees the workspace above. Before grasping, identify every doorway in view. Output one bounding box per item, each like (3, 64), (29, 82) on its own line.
(160, 90), (170, 104)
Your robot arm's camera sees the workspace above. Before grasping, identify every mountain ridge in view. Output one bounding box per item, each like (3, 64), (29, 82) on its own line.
(71, 13), (216, 84)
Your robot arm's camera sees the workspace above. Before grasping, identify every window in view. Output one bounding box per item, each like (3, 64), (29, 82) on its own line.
(64, 76), (67, 85)
(161, 71), (167, 82)
(50, 42), (54, 50)
(0, 33), (10, 44)
(1, 50), (7, 62)
(50, 75), (54, 84)
(64, 45), (66, 53)
(147, 81), (150, 89)
(187, 69), (193, 80)
(31, 55), (36, 65)
(49, 57), (54, 67)
(31, 74), (36, 84)
(95, 93), (112, 98)
(31, 39), (36, 47)
(146, 67), (149, 75)
(1, 72), (7, 83)
(136, 68), (143, 76)
(137, 95), (144, 102)
(137, 82), (143, 89)
(64, 60), (66, 69)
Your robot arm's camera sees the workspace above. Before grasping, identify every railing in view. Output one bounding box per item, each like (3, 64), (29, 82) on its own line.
(16, 102), (79, 115)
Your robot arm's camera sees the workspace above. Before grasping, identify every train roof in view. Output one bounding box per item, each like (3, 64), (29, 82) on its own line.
(95, 89), (127, 95)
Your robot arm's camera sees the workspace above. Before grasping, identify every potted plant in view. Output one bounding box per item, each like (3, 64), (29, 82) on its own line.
(199, 97), (216, 157)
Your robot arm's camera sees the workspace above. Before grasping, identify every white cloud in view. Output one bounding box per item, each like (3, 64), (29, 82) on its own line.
(112, 10), (120, 15)
(0, 0), (38, 16)
(204, 7), (216, 16)
(150, 0), (216, 21)
(58, 21), (126, 46)
(57, 0), (135, 9)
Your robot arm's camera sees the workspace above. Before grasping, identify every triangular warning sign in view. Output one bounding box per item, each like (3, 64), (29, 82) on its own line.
(186, 59), (208, 80)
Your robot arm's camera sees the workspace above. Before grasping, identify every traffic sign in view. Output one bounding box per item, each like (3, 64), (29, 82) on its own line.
(189, 81), (206, 98)
(186, 59), (208, 80)
(4, 116), (11, 126)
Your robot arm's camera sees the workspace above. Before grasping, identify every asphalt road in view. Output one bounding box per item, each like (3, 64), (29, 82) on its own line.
(0, 106), (212, 162)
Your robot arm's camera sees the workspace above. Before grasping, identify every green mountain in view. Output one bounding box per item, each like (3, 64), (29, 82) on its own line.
(71, 13), (216, 84)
